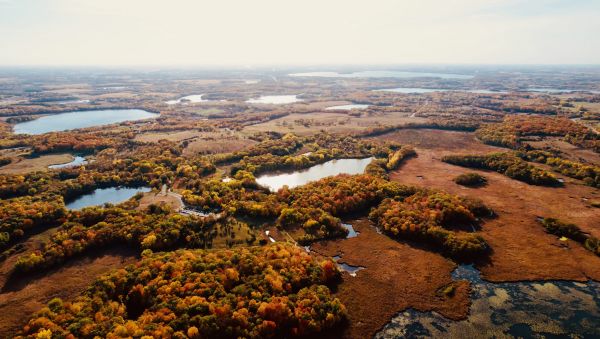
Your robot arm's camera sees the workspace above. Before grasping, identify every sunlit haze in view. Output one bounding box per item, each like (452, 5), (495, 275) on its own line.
(1, 0), (599, 66)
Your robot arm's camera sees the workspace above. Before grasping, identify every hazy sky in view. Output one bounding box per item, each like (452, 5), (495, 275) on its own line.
(1, 0), (599, 66)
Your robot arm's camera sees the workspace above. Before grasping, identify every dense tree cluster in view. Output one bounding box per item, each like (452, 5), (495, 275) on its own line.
(17, 244), (346, 338)
(386, 146), (416, 171)
(0, 195), (66, 252)
(0, 143), (216, 201)
(517, 150), (600, 188)
(476, 115), (599, 151)
(540, 218), (600, 256)
(276, 174), (417, 244)
(442, 153), (560, 186)
(369, 192), (491, 261)
(453, 173), (488, 187)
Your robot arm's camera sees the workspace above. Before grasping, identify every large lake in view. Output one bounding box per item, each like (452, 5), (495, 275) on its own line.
(246, 95), (302, 104)
(376, 265), (600, 338)
(13, 109), (158, 135)
(289, 70), (473, 79)
(374, 88), (508, 94)
(66, 186), (151, 210)
(256, 157), (373, 192)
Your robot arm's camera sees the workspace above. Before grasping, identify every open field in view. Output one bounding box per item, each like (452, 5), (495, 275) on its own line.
(243, 111), (428, 135)
(381, 130), (600, 282)
(0, 153), (74, 174)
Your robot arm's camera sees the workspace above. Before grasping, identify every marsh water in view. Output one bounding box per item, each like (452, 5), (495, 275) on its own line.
(48, 155), (87, 169)
(376, 265), (600, 338)
(65, 186), (151, 210)
(255, 157), (373, 192)
(341, 223), (359, 238)
(289, 71), (473, 79)
(246, 95), (301, 104)
(13, 109), (158, 134)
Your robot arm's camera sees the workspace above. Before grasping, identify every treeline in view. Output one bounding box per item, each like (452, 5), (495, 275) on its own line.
(369, 192), (491, 261)
(442, 153), (560, 186)
(517, 150), (600, 188)
(476, 115), (599, 151)
(17, 244), (346, 338)
(0, 195), (66, 253)
(540, 217), (600, 256)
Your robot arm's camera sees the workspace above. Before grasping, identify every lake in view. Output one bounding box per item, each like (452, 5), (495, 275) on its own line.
(48, 155), (87, 169)
(376, 265), (600, 338)
(374, 88), (508, 94)
(13, 109), (158, 135)
(246, 95), (302, 104)
(289, 70), (473, 79)
(165, 94), (208, 105)
(374, 88), (447, 94)
(66, 186), (151, 210)
(256, 157), (373, 192)
(526, 88), (600, 94)
(325, 104), (370, 110)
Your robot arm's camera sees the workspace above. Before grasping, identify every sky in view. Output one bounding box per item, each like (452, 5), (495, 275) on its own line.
(0, 0), (599, 66)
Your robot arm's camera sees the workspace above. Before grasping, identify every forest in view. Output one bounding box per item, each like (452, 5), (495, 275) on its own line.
(17, 244), (347, 338)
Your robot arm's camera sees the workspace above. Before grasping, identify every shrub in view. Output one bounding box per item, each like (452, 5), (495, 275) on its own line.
(454, 173), (487, 187)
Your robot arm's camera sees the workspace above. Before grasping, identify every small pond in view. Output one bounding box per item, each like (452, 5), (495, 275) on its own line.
(48, 155), (87, 169)
(289, 71), (473, 79)
(256, 157), (373, 192)
(333, 255), (365, 277)
(376, 265), (600, 338)
(246, 95), (302, 104)
(66, 186), (151, 210)
(13, 109), (158, 135)
(342, 223), (359, 238)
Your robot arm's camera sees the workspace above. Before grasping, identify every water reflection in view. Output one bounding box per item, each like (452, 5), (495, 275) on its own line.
(342, 223), (359, 238)
(13, 109), (158, 135)
(255, 157), (373, 192)
(66, 186), (151, 210)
